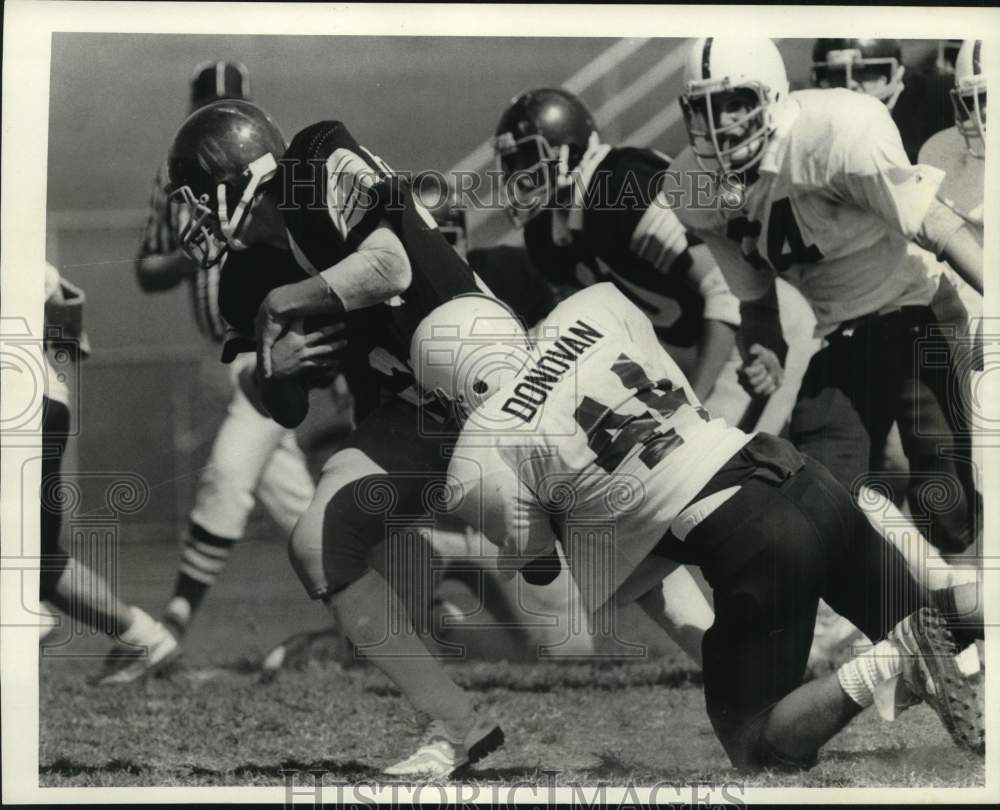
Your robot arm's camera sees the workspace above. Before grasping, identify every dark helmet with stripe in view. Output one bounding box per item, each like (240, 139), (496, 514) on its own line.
(493, 87), (600, 227)
(811, 39), (905, 110)
(166, 100), (286, 268)
(680, 37), (789, 174)
(189, 60), (251, 111)
(952, 40), (987, 157)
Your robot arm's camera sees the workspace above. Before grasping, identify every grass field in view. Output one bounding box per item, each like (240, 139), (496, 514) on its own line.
(40, 642), (985, 789)
(36, 531), (985, 790)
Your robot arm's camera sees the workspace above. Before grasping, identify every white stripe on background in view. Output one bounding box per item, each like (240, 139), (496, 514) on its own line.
(592, 46), (687, 128)
(446, 37), (651, 175)
(622, 103), (684, 149)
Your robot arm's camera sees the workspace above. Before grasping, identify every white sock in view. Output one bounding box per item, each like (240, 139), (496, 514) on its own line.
(836, 639), (903, 708)
(119, 607), (158, 646)
(165, 596), (192, 626)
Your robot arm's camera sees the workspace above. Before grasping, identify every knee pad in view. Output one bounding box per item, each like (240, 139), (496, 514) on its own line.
(288, 474), (396, 600)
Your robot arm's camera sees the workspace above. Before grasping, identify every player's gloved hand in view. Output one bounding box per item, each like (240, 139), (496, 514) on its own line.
(520, 545), (563, 586)
(268, 320), (348, 381)
(738, 343), (784, 397)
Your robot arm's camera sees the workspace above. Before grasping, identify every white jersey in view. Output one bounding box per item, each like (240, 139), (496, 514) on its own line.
(668, 89), (945, 335)
(448, 283), (750, 612)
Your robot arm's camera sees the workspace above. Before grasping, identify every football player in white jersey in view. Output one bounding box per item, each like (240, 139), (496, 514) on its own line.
(665, 38), (982, 572)
(410, 284), (984, 769)
(919, 38), (986, 323)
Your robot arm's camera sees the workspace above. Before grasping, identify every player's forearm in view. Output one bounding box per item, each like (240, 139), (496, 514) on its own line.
(265, 226), (413, 320)
(689, 319), (737, 401)
(737, 279), (788, 365)
(916, 199), (984, 295)
(318, 225), (412, 311)
(134, 250), (195, 292)
(937, 229), (983, 296)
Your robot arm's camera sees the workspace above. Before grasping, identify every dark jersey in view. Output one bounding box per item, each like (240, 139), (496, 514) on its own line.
(891, 68), (956, 163)
(218, 244), (310, 361)
(220, 120), (482, 418)
(467, 245), (558, 328)
(522, 146), (739, 347)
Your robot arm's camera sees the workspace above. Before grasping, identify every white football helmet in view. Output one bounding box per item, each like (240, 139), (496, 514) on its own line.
(952, 40), (987, 158)
(679, 37), (790, 174)
(409, 294), (535, 425)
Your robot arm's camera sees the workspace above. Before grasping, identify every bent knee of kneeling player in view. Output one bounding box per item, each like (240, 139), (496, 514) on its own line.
(726, 712), (819, 772)
(288, 475), (392, 599)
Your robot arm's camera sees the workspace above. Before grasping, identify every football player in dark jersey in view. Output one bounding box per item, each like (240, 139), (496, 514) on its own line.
(166, 100), (502, 778)
(411, 171), (559, 328)
(810, 39), (954, 164)
(101, 61), (327, 685)
(492, 88), (762, 429)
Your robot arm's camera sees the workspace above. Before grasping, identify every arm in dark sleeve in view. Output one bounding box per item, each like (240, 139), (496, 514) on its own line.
(738, 278), (788, 366)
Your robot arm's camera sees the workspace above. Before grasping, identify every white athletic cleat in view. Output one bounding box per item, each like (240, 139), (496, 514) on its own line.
(97, 620), (180, 685)
(886, 607), (984, 755)
(383, 713), (504, 779)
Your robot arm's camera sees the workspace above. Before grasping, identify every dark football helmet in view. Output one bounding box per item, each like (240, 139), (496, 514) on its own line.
(412, 172), (468, 259)
(493, 87), (599, 227)
(167, 100), (286, 268)
(811, 39), (905, 110)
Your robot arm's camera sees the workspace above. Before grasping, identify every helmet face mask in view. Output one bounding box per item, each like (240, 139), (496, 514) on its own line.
(952, 40), (987, 158)
(952, 84), (987, 157)
(495, 131), (570, 227)
(169, 184), (230, 269)
(167, 101), (285, 268)
(493, 88), (599, 228)
(681, 80), (772, 173)
(680, 38), (789, 176)
(810, 40), (905, 110)
(169, 152), (277, 268)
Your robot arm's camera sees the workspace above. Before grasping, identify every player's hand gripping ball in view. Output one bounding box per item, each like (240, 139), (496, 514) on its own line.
(256, 318), (348, 428)
(269, 318), (348, 381)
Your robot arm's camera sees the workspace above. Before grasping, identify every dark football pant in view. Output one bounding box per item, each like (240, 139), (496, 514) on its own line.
(790, 277), (979, 554)
(288, 395), (456, 602)
(40, 396), (72, 600)
(653, 434), (930, 770)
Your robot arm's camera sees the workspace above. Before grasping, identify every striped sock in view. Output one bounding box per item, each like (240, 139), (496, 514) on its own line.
(167, 522), (236, 632)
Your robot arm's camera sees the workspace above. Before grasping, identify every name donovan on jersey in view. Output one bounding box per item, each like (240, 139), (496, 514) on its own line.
(502, 320), (603, 422)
